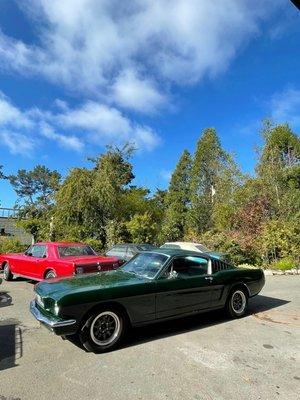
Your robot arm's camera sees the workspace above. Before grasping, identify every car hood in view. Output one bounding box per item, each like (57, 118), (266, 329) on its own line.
(35, 269), (149, 300)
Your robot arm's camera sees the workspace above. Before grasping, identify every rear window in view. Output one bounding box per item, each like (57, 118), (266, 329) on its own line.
(58, 245), (96, 257)
(160, 244), (180, 249)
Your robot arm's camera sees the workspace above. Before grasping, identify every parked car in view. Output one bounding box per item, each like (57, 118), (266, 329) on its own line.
(106, 243), (156, 264)
(160, 241), (225, 260)
(0, 242), (120, 281)
(30, 248), (265, 353)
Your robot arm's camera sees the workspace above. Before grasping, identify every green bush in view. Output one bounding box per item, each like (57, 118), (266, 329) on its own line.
(272, 258), (295, 271)
(237, 263), (258, 269)
(84, 238), (104, 254)
(0, 237), (27, 254)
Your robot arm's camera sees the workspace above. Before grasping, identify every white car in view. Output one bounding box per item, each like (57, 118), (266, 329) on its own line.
(160, 242), (224, 260)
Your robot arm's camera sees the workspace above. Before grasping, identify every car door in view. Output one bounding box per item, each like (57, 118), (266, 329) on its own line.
(23, 244), (47, 279)
(155, 256), (213, 319)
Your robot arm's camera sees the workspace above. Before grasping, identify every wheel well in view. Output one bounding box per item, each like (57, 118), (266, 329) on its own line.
(79, 301), (131, 329)
(43, 268), (55, 279)
(229, 283), (250, 298)
(1, 261), (8, 270)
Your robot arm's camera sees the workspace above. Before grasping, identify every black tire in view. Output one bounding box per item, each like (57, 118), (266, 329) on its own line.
(3, 262), (13, 281)
(78, 307), (127, 353)
(45, 270), (56, 279)
(226, 287), (248, 318)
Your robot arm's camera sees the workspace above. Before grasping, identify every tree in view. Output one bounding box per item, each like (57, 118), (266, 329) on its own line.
(257, 121), (300, 216)
(161, 150), (191, 241)
(126, 212), (158, 244)
(54, 145), (135, 247)
(188, 128), (240, 235)
(54, 168), (96, 241)
(8, 165), (61, 242)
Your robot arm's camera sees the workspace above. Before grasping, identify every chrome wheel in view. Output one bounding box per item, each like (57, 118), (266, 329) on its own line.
(45, 270), (56, 279)
(90, 311), (121, 346)
(3, 262), (13, 281)
(231, 290), (246, 314)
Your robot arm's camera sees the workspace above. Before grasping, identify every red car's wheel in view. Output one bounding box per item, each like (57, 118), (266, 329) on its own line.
(3, 262), (13, 281)
(45, 270), (56, 279)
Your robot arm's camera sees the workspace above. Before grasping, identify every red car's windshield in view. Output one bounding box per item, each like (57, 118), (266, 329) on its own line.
(57, 245), (96, 257)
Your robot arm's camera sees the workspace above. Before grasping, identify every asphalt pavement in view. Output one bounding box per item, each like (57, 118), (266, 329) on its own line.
(0, 275), (299, 400)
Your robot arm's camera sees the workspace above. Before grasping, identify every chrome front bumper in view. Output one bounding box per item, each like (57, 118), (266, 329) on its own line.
(30, 300), (76, 332)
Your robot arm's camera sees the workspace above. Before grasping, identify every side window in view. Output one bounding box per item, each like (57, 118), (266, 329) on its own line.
(172, 256), (208, 277)
(107, 246), (127, 258)
(127, 247), (136, 257)
(31, 245), (47, 258)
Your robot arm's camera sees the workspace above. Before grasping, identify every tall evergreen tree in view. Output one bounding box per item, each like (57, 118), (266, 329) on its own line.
(188, 128), (239, 235)
(257, 122), (300, 216)
(161, 150), (192, 241)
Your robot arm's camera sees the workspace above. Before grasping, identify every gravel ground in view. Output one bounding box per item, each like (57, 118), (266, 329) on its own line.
(0, 275), (299, 400)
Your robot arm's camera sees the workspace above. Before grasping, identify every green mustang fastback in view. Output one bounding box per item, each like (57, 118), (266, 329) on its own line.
(30, 249), (265, 352)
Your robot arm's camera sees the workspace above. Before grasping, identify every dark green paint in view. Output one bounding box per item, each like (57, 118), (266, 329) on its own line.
(33, 250), (265, 335)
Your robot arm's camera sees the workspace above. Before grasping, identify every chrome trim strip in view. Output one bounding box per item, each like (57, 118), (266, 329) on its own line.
(30, 300), (76, 328)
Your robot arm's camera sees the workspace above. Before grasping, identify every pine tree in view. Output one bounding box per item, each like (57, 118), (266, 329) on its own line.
(188, 128), (239, 235)
(161, 150), (192, 241)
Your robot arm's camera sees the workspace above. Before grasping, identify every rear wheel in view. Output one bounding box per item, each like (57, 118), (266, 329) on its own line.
(226, 288), (248, 318)
(3, 262), (13, 281)
(45, 270), (56, 279)
(79, 307), (127, 353)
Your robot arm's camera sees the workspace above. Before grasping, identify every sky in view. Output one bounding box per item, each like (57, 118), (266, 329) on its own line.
(0, 0), (300, 207)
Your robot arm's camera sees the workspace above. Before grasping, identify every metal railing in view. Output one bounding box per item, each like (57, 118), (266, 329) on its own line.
(0, 208), (19, 218)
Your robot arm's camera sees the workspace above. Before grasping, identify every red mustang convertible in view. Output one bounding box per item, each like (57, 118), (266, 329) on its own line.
(0, 242), (120, 281)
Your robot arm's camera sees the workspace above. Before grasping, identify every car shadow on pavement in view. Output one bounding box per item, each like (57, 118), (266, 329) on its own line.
(0, 291), (13, 308)
(124, 294), (290, 349)
(0, 319), (22, 371)
(67, 294), (289, 352)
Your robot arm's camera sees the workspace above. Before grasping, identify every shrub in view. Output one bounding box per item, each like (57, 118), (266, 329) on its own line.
(84, 238), (104, 254)
(237, 263), (258, 269)
(272, 258), (296, 271)
(0, 237), (27, 254)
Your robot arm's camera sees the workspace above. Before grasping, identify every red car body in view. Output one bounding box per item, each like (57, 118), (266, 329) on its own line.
(0, 242), (120, 281)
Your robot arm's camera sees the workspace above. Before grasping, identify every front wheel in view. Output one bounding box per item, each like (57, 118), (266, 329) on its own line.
(3, 262), (13, 281)
(226, 288), (248, 318)
(79, 307), (126, 353)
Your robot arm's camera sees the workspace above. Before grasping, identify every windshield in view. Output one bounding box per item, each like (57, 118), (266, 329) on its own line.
(57, 245), (96, 257)
(122, 252), (168, 279)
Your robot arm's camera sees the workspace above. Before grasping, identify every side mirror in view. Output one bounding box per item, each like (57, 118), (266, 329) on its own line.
(42, 254), (47, 258)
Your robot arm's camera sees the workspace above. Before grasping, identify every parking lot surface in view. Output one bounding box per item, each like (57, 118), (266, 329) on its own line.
(0, 275), (299, 400)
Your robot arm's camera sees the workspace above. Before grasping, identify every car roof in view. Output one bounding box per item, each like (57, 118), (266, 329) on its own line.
(164, 241), (203, 246)
(36, 242), (87, 246)
(111, 243), (153, 247)
(143, 248), (214, 259)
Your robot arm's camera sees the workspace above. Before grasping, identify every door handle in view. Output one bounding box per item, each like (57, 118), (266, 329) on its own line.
(205, 276), (213, 282)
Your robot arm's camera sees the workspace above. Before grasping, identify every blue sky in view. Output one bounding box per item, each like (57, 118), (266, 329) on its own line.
(0, 0), (300, 207)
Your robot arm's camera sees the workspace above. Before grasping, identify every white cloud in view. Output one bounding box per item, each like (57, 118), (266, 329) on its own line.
(0, 129), (36, 155)
(0, 0), (284, 114)
(0, 94), (84, 154)
(111, 70), (167, 113)
(0, 93), (160, 154)
(270, 88), (300, 128)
